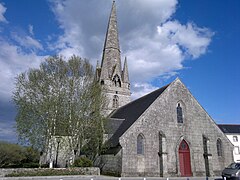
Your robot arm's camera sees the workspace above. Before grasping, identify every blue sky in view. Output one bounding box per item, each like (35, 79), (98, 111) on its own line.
(0, 0), (239, 143)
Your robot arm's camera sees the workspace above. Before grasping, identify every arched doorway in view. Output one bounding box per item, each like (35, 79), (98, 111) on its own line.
(178, 140), (192, 177)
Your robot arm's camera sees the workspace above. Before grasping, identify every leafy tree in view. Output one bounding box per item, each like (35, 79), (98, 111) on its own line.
(73, 156), (93, 167)
(0, 141), (39, 168)
(0, 141), (24, 168)
(13, 55), (105, 161)
(22, 146), (40, 164)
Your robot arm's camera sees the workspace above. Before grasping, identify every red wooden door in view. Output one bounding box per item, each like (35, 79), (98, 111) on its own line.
(178, 140), (192, 177)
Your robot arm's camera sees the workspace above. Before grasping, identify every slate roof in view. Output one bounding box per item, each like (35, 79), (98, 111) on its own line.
(105, 118), (125, 134)
(218, 124), (240, 134)
(107, 84), (170, 147)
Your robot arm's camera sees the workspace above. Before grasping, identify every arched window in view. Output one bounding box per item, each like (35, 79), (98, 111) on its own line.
(177, 103), (183, 123)
(137, 134), (144, 155)
(113, 75), (121, 87)
(100, 80), (104, 85)
(217, 139), (223, 157)
(113, 95), (119, 108)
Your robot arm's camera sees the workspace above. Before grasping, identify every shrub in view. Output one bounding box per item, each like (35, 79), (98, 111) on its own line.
(0, 141), (40, 168)
(0, 141), (25, 168)
(40, 163), (49, 168)
(73, 157), (93, 167)
(22, 162), (39, 168)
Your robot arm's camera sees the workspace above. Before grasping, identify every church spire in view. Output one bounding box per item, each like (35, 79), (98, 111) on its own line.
(98, 1), (131, 116)
(122, 57), (130, 83)
(94, 60), (101, 81)
(103, 0), (120, 52)
(100, 0), (121, 80)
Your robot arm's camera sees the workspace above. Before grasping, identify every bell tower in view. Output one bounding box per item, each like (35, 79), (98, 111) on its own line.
(96, 1), (131, 116)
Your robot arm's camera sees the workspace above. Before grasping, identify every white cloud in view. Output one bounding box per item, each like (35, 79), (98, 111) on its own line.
(49, 0), (88, 59)
(125, 27), (184, 83)
(0, 12), (45, 101)
(157, 21), (214, 58)
(131, 83), (158, 100)
(120, 0), (177, 25)
(0, 3), (7, 23)
(124, 20), (213, 84)
(28, 24), (34, 36)
(0, 1), (213, 101)
(12, 33), (43, 50)
(49, 0), (213, 99)
(0, 40), (45, 101)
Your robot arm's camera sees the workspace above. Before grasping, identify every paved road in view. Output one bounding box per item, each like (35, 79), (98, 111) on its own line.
(0, 176), (223, 180)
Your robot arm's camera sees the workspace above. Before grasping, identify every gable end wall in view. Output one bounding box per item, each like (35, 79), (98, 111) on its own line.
(119, 79), (233, 177)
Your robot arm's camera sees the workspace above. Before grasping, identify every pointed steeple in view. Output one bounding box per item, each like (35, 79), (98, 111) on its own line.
(122, 57), (130, 83)
(94, 60), (101, 81)
(96, 60), (100, 69)
(100, 0), (121, 80)
(103, 0), (120, 52)
(98, 1), (131, 116)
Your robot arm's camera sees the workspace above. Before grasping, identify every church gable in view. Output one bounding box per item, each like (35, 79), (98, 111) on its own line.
(95, 2), (234, 177)
(120, 78), (230, 140)
(117, 78), (233, 176)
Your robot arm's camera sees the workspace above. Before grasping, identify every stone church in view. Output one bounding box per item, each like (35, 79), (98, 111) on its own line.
(95, 1), (233, 177)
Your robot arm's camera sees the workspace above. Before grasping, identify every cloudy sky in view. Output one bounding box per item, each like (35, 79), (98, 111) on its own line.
(0, 0), (239, 143)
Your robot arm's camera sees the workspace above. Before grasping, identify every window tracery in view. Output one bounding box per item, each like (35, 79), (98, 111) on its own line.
(113, 75), (121, 87)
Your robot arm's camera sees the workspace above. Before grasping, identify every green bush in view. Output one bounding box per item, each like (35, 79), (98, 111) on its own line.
(0, 141), (40, 168)
(3, 164), (23, 168)
(73, 157), (93, 167)
(22, 162), (39, 168)
(40, 163), (49, 168)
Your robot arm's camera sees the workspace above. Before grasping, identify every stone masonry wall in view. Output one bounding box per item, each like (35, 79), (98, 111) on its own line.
(119, 79), (233, 177)
(0, 167), (100, 177)
(40, 136), (74, 168)
(97, 150), (122, 176)
(102, 79), (131, 116)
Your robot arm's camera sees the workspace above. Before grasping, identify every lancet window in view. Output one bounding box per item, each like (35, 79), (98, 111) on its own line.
(113, 75), (121, 87)
(113, 95), (119, 108)
(177, 103), (183, 123)
(137, 134), (145, 155)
